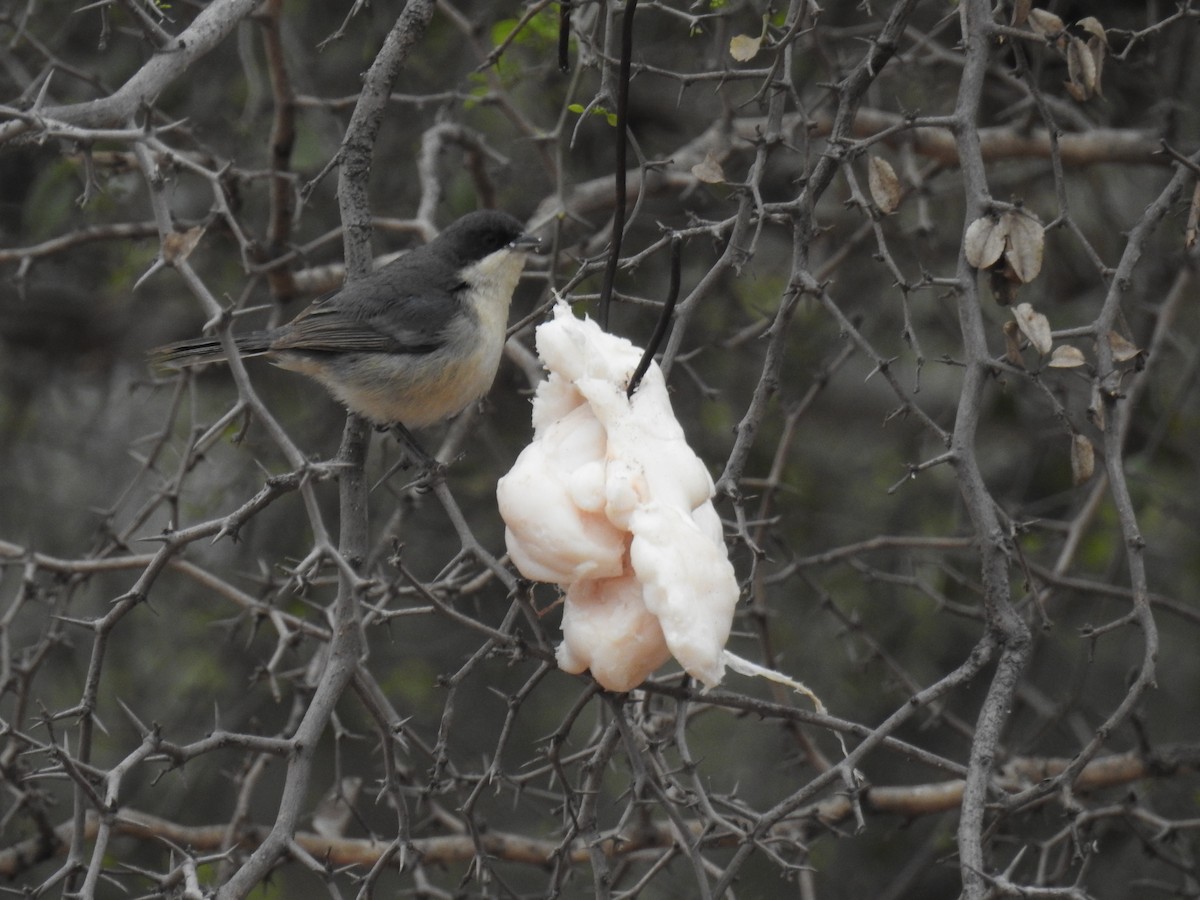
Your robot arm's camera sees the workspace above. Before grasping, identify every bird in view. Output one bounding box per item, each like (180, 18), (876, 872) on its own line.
(152, 210), (540, 429)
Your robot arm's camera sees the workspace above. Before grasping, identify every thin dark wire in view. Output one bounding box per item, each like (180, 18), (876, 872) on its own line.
(558, 1), (571, 72)
(627, 235), (681, 398)
(597, 0), (637, 330)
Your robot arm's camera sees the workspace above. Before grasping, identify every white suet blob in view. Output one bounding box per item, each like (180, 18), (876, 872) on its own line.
(496, 403), (626, 583)
(497, 301), (740, 691)
(556, 575), (671, 693)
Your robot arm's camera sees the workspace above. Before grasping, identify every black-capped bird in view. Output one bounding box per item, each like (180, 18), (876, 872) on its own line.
(153, 210), (540, 428)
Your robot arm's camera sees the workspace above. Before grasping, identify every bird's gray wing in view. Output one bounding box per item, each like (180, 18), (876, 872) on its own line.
(270, 264), (465, 355)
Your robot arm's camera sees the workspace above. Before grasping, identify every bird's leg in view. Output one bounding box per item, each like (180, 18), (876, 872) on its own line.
(389, 424), (446, 485)
(390, 423), (431, 465)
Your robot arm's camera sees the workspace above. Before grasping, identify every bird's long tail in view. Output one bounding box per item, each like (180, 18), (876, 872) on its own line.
(150, 332), (276, 370)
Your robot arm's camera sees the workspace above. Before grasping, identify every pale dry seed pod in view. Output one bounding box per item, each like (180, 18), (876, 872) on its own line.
(1027, 8), (1065, 40)
(1013, 302), (1053, 356)
(1065, 36), (1098, 101)
(965, 215), (1007, 269)
(868, 155), (902, 214)
(1071, 433), (1095, 484)
(691, 152), (726, 184)
(1002, 320), (1025, 368)
(1077, 16), (1107, 44)
(1001, 211), (1045, 283)
(729, 33), (761, 61)
(730, 14), (770, 61)
(965, 210), (1043, 283)
(1048, 344), (1087, 368)
(1107, 331), (1142, 363)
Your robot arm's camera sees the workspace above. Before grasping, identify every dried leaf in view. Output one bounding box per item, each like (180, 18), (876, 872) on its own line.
(1059, 17), (1107, 102)
(1013, 302), (1053, 355)
(1027, 8), (1065, 38)
(691, 153), (726, 184)
(1063, 79), (1089, 102)
(1088, 383), (1106, 430)
(868, 155), (902, 214)
(162, 226), (205, 264)
(1066, 35), (1097, 101)
(1070, 433), (1095, 484)
(1011, 0), (1033, 27)
(1088, 41), (1106, 98)
(1186, 181), (1200, 250)
(1002, 211), (1044, 283)
(1076, 16), (1107, 45)
(1085, 31), (1107, 99)
(1047, 344), (1087, 368)
(965, 216), (1007, 269)
(1107, 331), (1142, 363)
(1003, 320), (1025, 367)
(729, 34), (761, 61)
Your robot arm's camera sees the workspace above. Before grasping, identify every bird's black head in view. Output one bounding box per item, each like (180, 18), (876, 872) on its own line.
(434, 210), (538, 266)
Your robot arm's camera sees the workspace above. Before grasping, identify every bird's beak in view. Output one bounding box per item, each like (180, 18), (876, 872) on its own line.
(510, 232), (544, 253)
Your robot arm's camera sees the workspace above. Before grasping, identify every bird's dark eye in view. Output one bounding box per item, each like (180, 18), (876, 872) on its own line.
(489, 229), (518, 251)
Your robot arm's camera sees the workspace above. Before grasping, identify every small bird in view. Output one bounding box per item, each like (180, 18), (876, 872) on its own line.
(153, 210), (540, 428)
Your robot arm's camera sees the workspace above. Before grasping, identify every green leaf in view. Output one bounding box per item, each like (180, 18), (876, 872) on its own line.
(491, 18), (518, 47)
(567, 104), (617, 126)
(527, 7), (560, 41)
